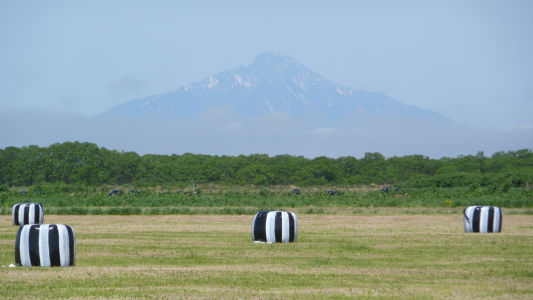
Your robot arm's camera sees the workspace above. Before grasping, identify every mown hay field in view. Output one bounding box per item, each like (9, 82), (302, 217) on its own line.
(1, 214), (532, 299)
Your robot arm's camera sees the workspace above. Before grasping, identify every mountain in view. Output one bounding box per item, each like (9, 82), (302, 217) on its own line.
(96, 52), (452, 127)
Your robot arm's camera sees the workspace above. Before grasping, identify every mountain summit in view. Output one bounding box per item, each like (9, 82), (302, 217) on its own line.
(97, 52), (452, 126)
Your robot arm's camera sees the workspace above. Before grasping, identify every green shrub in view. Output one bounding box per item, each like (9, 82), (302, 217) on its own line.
(469, 183), (480, 191)
(501, 180), (513, 192)
(0, 184), (9, 193)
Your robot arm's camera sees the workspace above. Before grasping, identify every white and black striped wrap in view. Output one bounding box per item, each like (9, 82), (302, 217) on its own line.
(15, 224), (76, 267)
(12, 203), (44, 225)
(463, 206), (502, 233)
(252, 210), (298, 243)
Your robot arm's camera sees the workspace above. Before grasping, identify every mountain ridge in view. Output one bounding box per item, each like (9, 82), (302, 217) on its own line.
(96, 52), (452, 127)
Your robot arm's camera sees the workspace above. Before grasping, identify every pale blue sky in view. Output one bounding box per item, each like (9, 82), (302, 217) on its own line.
(1, 0), (532, 157)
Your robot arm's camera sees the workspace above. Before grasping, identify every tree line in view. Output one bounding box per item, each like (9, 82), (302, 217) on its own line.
(0, 142), (531, 188)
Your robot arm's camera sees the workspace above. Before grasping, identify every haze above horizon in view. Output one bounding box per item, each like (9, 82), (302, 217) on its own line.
(1, 0), (532, 158)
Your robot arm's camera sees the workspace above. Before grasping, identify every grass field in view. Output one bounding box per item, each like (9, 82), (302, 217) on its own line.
(1, 213), (533, 299)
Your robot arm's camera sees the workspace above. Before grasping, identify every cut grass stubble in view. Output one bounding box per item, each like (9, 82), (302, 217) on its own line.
(1, 214), (532, 299)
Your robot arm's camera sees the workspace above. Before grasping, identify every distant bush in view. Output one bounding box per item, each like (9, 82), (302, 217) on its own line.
(469, 183), (480, 191)
(1, 142), (532, 188)
(501, 180), (513, 192)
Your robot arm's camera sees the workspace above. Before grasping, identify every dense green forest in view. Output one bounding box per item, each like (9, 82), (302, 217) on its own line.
(1, 142), (532, 189)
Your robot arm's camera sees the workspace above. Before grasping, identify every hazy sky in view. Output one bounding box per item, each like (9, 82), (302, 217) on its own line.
(1, 0), (532, 157)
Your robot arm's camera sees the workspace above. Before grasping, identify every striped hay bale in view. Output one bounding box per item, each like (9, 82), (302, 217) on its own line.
(463, 206), (502, 233)
(12, 203), (44, 225)
(15, 224), (76, 267)
(252, 210), (298, 243)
